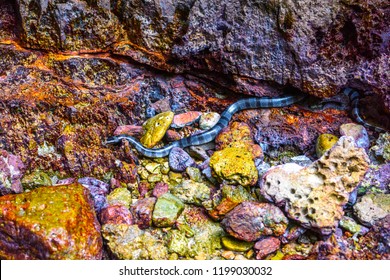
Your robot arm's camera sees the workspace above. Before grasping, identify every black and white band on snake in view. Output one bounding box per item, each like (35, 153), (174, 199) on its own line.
(343, 87), (386, 133)
(105, 93), (305, 157)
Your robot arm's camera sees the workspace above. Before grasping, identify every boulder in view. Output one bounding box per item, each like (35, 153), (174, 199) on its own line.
(260, 136), (369, 235)
(0, 184), (102, 259)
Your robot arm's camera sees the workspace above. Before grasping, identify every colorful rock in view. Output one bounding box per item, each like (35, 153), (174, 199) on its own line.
(209, 146), (258, 187)
(316, 133), (339, 157)
(199, 112), (220, 130)
(353, 193), (390, 226)
(171, 111), (202, 128)
(0, 150), (25, 195)
(152, 193), (184, 227)
(260, 136), (370, 235)
(140, 111), (174, 148)
(221, 201), (288, 242)
(0, 184), (102, 259)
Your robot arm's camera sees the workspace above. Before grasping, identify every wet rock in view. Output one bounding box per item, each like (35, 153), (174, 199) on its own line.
(78, 177), (110, 213)
(0, 184), (102, 259)
(152, 182), (169, 198)
(260, 136), (369, 235)
(113, 125), (144, 137)
(99, 205), (134, 225)
(215, 122), (263, 159)
(221, 236), (253, 252)
(185, 166), (202, 182)
(21, 170), (52, 189)
(0, 150), (25, 195)
(254, 237), (281, 260)
(102, 224), (168, 260)
(209, 146), (258, 187)
(169, 147), (195, 172)
(360, 163), (390, 193)
(130, 197), (156, 230)
(339, 216), (369, 235)
(17, 0), (122, 52)
(106, 188), (132, 208)
(289, 155), (312, 167)
(171, 111), (201, 128)
(353, 194), (390, 226)
(188, 146), (209, 161)
(221, 201), (288, 242)
(141, 111), (174, 148)
(167, 206), (225, 259)
(152, 193), (184, 228)
(340, 123), (370, 149)
(315, 133), (339, 157)
(171, 179), (210, 206)
(199, 112), (220, 130)
(207, 185), (254, 220)
(280, 225), (307, 244)
(370, 133), (390, 163)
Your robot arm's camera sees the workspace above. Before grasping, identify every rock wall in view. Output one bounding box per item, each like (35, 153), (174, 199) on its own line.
(9, 0), (390, 103)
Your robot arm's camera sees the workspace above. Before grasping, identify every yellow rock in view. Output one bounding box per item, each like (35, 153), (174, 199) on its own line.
(316, 133), (339, 157)
(140, 111), (174, 148)
(209, 146), (258, 187)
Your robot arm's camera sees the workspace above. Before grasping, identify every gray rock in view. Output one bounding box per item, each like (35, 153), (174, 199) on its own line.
(353, 193), (390, 226)
(169, 147), (195, 172)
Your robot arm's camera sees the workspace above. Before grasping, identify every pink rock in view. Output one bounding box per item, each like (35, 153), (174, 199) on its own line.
(171, 111), (201, 128)
(152, 182), (169, 198)
(0, 150), (25, 195)
(100, 205), (134, 225)
(113, 125), (144, 136)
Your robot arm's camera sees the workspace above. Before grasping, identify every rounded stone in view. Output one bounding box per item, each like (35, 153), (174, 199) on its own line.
(199, 112), (220, 130)
(316, 133), (339, 157)
(141, 111), (174, 148)
(169, 147), (195, 172)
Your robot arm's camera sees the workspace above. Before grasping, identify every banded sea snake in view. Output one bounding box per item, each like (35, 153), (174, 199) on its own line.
(106, 88), (385, 158)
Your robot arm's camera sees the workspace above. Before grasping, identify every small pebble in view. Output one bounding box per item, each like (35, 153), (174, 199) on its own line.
(199, 112), (220, 130)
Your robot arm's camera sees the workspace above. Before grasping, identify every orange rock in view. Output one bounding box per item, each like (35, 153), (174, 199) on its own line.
(171, 111), (202, 128)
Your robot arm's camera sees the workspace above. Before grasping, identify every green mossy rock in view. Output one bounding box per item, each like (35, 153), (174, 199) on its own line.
(152, 193), (185, 227)
(106, 187), (132, 207)
(171, 179), (211, 206)
(221, 236), (254, 252)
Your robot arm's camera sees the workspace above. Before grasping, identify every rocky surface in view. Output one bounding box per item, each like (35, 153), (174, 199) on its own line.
(10, 0), (389, 106)
(221, 201), (289, 242)
(0, 184), (102, 259)
(0, 0), (389, 260)
(260, 136), (369, 235)
(0, 150), (25, 195)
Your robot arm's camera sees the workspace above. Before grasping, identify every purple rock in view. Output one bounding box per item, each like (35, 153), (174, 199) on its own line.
(55, 177), (76, 185)
(254, 237), (281, 260)
(78, 177), (110, 212)
(340, 123), (370, 149)
(0, 150), (25, 196)
(168, 147), (195, 172)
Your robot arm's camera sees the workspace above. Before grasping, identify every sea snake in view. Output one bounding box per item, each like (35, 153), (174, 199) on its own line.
(344, 87), (386, 132)
(105, 93), (305, 157)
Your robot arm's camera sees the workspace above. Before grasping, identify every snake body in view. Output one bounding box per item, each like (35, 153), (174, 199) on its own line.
(106, 93), (305, 157)
(344, 87), (386, 132)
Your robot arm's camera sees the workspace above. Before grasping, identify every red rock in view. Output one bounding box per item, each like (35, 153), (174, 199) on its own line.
(113, 125), (144, 137)
(254, 237), (281, 260)
(99, 205), (134, 225)
(164, 129), (182, 142)
(138, 181), (150, 198)
(171, 111), (202, 128)
(130, 197), (156, 229)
